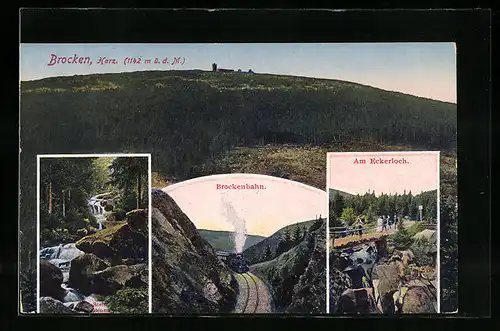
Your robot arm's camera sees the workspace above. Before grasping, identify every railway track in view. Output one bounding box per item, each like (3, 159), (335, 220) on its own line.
(233, 272), (272, 314)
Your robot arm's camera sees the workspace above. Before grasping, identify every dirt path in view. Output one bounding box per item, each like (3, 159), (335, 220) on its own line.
(233, 272), (272, 314)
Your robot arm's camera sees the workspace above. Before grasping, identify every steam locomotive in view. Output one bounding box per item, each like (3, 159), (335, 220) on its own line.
(230, 253), (250, 273)
(216, 251), (250, 273)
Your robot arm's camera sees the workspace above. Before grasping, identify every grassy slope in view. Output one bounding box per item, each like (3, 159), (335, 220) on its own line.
(198, 229), (266, 252)
(197, 142), (456, 191)
(329, 188), (355, 200)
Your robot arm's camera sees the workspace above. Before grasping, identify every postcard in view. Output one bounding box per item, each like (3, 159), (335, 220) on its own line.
(19, 42), (457, 315)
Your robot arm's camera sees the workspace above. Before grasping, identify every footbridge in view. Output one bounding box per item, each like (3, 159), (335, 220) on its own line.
(330, 221), (437, 249)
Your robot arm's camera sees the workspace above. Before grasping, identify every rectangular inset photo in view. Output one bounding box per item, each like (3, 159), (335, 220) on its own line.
(151, 174), (327, 314)
(327, 151), (439, 314)
(37, 154), (151, 314)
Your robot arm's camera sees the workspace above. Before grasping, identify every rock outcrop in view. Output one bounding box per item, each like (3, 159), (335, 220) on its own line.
(40, 296), (98, 314)
(251, 219), (327, 313)
(68, 253), (110, 294)
(401, 286), (436, 313)
(329, 255), (353, 313)
(372, 262), (403, 313)
(40, 297), (75, 314)
(332, 237), (437, 315)
(151, 188), (236, 313)
(337, 288), (377, 314)
(91, 264), (147, 295)
(73, 300), (94, 313)
(286, 220), (327, 313)
(126, 209), (148, 233)
(40, 261), (65, 301)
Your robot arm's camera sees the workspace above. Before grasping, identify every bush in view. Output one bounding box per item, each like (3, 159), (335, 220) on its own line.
(410, 239), (435, 267)
(340, 207), (356, 226)
(104, 287), (148, 313)
(41, 228), (74, 246)
(407, 222), (427, 237)
(309, 218), (324, 233)
(118, 192), (138, 212)
(108, 209), (127, 221)
(389, 226), (413, 250)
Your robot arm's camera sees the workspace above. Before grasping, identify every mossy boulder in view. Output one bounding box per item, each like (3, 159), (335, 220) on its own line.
(91, 264), (147, 295)
(102, 220), (127, 229)
(104, 287), (148, 314)
(75, 223), (147, 262)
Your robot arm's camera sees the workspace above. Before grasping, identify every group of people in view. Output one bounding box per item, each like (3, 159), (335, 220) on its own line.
(377, 214), (401, 232)
(340, 214), (402, 238)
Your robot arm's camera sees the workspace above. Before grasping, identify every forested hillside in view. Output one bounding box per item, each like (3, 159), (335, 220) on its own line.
(21, 71), (456, 177)
(329, 189), (438, 228)
(198, 229), (265, 252)
(243, 220), (315, 265)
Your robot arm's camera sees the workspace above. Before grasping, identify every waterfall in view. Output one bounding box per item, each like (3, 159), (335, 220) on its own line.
(40, 243), (84, 264)
(40, 243), (84, 283)
(88, 194), (110, 230)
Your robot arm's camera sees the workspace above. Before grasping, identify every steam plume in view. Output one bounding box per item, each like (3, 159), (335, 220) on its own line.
(220, 193), (247, 253)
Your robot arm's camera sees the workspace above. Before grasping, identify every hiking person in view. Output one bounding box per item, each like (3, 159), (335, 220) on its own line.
(358, 224), (363, 237)
(382, 216), (388, 232)
(377, 216), (383, 232)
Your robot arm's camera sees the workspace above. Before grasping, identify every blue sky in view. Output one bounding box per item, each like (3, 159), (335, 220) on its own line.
(20, 43), (456, 103)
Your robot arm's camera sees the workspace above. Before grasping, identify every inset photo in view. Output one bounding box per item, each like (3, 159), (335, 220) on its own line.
(151, 174), (327, 314)
(328, 151), (439, 314)
(37, 154), (151, 314)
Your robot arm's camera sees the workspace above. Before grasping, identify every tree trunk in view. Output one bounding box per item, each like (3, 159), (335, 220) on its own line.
(137, 172), (141, 209)
(48, 182), (52, 214)
(62, 190), (66, 217)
